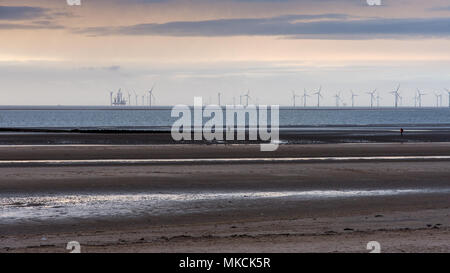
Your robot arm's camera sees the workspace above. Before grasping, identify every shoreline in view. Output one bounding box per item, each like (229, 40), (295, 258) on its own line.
(1, 127), (450, 145)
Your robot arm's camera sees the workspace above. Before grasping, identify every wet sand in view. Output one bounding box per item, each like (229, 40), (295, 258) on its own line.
(2, 125), (450, 145)
(4, 209), (449, 253)
(0, 143), (450, 252)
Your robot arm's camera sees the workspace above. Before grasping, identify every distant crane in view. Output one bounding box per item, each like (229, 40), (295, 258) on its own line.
(148, 85), (155, 107)
(366, 89), (377, 108)
(313, 86), (323, 108)
(350, 90), (358, 107)
(302, 89), (310, 107)
(292, 90), (300, 107)
(390, 84), (401, 108)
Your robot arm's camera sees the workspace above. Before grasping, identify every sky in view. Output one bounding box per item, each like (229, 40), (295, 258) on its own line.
(0, 0), (450, 106)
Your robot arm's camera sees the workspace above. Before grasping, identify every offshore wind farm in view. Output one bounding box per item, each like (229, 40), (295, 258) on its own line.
(104, 85), (450, 109)
(2, 85), (450, 133)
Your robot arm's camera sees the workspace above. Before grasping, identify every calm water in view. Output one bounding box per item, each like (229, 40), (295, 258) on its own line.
(0, 107), (449, 129)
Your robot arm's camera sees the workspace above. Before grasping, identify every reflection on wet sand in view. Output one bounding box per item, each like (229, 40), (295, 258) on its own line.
(2, 188), (450, 224)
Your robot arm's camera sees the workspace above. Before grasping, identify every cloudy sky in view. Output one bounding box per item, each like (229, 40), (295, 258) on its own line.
(0, 0), (449, 106)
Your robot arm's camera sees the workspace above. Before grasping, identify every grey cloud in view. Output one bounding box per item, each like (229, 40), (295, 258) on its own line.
(0, 5), (66, 30)
(81, 65), (121, 71)
(76, 14), (450, 39)
(429, 6), (450, 11)
(0, 6), (47, 20)
(0, 23), (63, 30)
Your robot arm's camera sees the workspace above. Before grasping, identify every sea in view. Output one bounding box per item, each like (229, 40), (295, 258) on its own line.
(0, 106), (449, 130)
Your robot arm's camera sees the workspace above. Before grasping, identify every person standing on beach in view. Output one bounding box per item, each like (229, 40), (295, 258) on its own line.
(400, 128), (404, 137)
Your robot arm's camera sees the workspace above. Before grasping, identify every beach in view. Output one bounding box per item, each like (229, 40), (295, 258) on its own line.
(0, 143), (449, 253)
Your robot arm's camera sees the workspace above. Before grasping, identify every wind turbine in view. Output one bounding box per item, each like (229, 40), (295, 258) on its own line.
(413, 92), (418, 107)
(243, 90), (251, 106)
(417, 89), (426, 108)
(376, 91), (382, 107)
(350, 90), (358, 107)
(390, 84), (401, 108)
(148, 85), (155, 107)
(434, 92), (442, 107)
(133, 91), (139, 106)
(333, 92), (342, 107)
(127, 91), (132, 106)
(292, 90), (300, 107)
(445, 89), (450, 108)
(313, 86), (323, 108)
(302, 89), (310, 107)
(366, 89), (377, 108)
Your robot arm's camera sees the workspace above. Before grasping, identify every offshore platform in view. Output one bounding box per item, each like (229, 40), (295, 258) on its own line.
(108, 86), (156, 107)
(109, 89), (127, 106)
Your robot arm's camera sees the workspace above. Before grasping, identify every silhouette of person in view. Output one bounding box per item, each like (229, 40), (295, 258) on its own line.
(400, 128), (404, 137)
